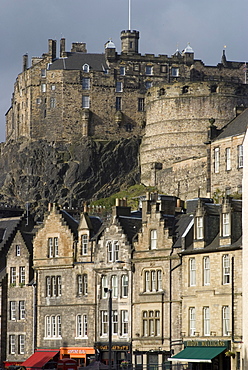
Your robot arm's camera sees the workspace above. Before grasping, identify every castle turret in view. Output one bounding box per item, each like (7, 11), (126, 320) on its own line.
(121, 30), (139, 54)
(105, 39), (116, 61)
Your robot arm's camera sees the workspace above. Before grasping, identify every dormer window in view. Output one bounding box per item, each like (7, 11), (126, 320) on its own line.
(82, 64), (89, 73)
(196, 216), (203, 239)
(222, 213), (230, 237)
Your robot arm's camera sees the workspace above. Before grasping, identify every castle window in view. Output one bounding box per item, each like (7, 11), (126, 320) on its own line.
(171, 67), (179, 77)
(82, 64), (89, 73)
(18, 335), (25, 355)
(214, 147), (220, 173)
(189, 258), (196, 286)
(222, 306), (230, 336)
(50, 98), (56, 108)
(82, 77), (90, 90)
(120, 66), (125, 76)
(138, 98), (145, 111)
(150, 229), (157, 249)
(203, 307), (210, 336)
(82, 96), (90, 108)
(223, 254), (230, 284)
(238, 144), (243, 168)
(51, 85), (56, 91)
(145, 66), (153, 75)
(133, 64), (140, 72)
(116, 97), (122, 111)
(41, 83), (46, 93)
(203, 256), (210, 286)
(145, 81), (153, 89)
(16, 245), (21, 256)
(160, 65), (168, 73)
(36, 98), (41, 105)
(19, 301), (25, 320)
(210, 85), (217, 93)
(189, 307), (196, 336)
(222, 213), (230, 237)
(182, 86), (189, 94)
(41, 69), (46, 78)
(226, 147), (231, 171)
(116, 81), (123, 93)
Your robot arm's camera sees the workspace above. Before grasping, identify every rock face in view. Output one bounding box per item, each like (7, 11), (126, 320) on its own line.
(0, 137), (141, 216)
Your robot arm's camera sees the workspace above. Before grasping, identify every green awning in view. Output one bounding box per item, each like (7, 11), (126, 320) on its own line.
(168, 346), (226, 363)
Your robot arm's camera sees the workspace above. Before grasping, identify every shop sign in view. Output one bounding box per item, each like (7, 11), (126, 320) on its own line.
(184, 340), (229, 347)
(96, 345), (130, 351)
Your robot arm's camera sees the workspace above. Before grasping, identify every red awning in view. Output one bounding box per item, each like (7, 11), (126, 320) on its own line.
(22, 350), (59, 369)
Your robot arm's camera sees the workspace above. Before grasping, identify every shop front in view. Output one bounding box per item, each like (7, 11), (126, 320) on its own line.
(95, 342), (131, 369)
(168, 340), (230, 370)
(60, 347), (95, 367)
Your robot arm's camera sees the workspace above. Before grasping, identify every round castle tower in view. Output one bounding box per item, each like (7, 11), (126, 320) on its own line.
(140, 80), (248, 194)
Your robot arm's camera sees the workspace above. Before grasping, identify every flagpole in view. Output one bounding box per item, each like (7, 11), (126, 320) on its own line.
(129, 0), (131, 30)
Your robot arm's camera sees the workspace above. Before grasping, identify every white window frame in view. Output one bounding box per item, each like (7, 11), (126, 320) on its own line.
(101, 311), (108, 336)
(143, 311), (148, 337)
(48, 237), (53, 258)
(223, 213), (230, 237)
(10, 335), (15, 354)
(45, 315), (61, 338)
(214, 147), (220, 173)
(16, 245), (21, 256)
(81, 234), (88, 255)
(54, 237), (58, 256)
(226, 147), (231, 171)
(120, 66), (125, 76)
(150, 229), (157, 250)
(145, 271), (150, 292)
(203, 256), (210, 286)
(223, 254), (230, 284)
(82, 64), (89, 73)
(111, 275), (118, 298)
(57, 276), (62, 296)
(151, 270), (156, 291)
(189, 307), (196, 336)
(107, 241), (119, 262)
(223, 306), (230, 336)
(171, 67), (179, 77)
(46, 276), (51, 297)
(203, 307), (210, 336)
(121, 310), (128, 336)
(18, 334), (25, 355)
(78, 275), (83, 295)
(112, 310), (118, 335)
(10, 267), (16, 285)
(41, 83), (46, 93)
(121, 275), (128, 298)
(83, 274), (88, 295)
(76, 314), (87, 338)
(145, 65), (153, 75)
(155, 311), (160, 336)
(102, 275), (108, 298)
(189, 258), (196, 286)
(238, 145), (243, 168)
(19, 301), (25, 320)
(157, 270), (162, 291)
(19, 266), (25, 284)
(196, 216), (204, 239)
(50, 97), (56, 108)
(52, 276), (57, 297)
(10, 301), (16, 320)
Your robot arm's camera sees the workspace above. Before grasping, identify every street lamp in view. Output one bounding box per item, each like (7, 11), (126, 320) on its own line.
(104, 288), (112, 370)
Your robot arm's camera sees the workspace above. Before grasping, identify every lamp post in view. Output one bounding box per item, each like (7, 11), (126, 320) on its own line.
(104, 288), (112, 370)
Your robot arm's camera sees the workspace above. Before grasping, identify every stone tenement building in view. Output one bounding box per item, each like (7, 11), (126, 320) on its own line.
(5, 30), (248, 144)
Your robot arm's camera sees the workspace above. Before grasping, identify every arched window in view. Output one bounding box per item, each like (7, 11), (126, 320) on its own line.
(82, 64), (89, 73)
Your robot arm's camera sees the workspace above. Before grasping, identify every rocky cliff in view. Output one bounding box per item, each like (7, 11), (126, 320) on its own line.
(0, 137), (141, 217)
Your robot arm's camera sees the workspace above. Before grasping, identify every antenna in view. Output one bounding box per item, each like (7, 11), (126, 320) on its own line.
(128, 0), (131, 30)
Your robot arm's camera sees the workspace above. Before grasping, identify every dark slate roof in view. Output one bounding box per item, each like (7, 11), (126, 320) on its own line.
(173, 214), (194, 249)
(186, 198), (214, 214)
(214, 108), (248, 140)
(118, 216), (142, 244)
(49, 53), (108, 71)
(60, 210), (79, 238)
(0, 217), (22, 252)
(89, 216), (102, 238)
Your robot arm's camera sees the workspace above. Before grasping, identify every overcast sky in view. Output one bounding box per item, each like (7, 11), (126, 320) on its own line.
(0, 0), (247, 142)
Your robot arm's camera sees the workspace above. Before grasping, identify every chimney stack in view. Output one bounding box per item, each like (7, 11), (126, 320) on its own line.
(48, 39), (56, 61)
(60, 38), (66, 58)
(23, 54), (28, 72)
